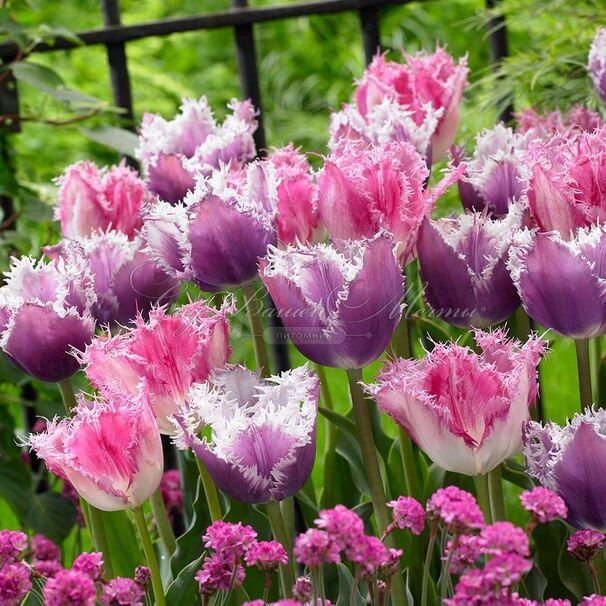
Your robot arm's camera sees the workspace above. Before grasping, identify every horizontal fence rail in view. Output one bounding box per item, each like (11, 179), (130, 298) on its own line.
(0, 0), (405, 59)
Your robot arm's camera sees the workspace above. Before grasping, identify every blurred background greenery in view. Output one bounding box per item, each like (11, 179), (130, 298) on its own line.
(0, 0), (604, 563)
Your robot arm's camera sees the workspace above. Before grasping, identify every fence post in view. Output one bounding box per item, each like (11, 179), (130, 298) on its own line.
(485, 0), (514, 123)
(230, 0), (291, 375)
(359, 5), (381, 65)
(100, 0), (136, 134)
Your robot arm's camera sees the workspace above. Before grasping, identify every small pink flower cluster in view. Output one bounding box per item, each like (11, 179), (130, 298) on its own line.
(0, 530), (149, 606)
(427, 486), (485, 533)
(160, 469), (183, 519)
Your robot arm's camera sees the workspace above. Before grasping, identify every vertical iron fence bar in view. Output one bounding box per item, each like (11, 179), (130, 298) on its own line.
(100, 0), (136, 132)
(231, 0), (291, 375)
(359, 5), (381, 65)
(485, 0), (514, 123)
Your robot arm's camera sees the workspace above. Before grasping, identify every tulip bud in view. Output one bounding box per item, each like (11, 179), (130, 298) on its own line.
(173, 365), (319, 504)
(28, 388), (163, 511)
(370, 328), (546, 476)
(0, 256), (95, 382)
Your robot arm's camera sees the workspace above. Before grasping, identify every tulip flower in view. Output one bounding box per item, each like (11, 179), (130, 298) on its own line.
(27, 388), (163, 511)
(137, 97), (257, 204)
(524, 127), (606, 238)
(265, 144), (323, 246)
(516, 106), (602, 141)
(259, 232), (404, 369)
(173, 364), (319, 504)
(336, 47), (468, 162)
(55, 161), (146, 239)
(369, 329), (546, 475)
(452, 124), (529, 216)
(417, 205), (522, 328)
(45, 231), (180, 327)
(80, 299), (232, 433)
(0, 256), (96, 382)
(589, 29), (606, 105)
(142, 161), (277, 291)
(524, 407), (606, 530)
(508, 225), (606, 339)
(317, 141), (464, 265)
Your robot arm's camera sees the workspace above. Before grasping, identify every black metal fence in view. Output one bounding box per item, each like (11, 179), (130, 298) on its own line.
(0, 0), (512, 372)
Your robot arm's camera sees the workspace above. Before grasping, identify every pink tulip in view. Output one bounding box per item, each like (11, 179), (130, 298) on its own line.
(525, 126), (606, 239)
(317, 140), (465, 265)
(369, 329), (546, 475)
(80, 299), (233, 433)
(28, 388), (163, 511)
(265, 144), (323, 246)
(55, 161), (146, 239)
(516, 106), (602, 142)
(334, 47), (468, 162)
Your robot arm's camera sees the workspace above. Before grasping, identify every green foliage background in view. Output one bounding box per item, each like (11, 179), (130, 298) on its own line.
(0, 0), (605, 600)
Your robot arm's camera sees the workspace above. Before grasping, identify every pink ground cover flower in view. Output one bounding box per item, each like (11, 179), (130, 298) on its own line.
(43, 569), (96, 606)
(55, 160), (146, 239)
(160, 469), (182, 513)
(345, 534), (389, 575)
(294, 529), (341, 569)
(336, 47), (468, 162)
(31, 534), (60, 561)
(32, 560), (62, 578)
(72, 552), (104, 581)
(80, 299), (232, 433)
(245, 541), (288, 571)
(293, 576), (312, 602)
(314, 505), (364, 550)
(0, 531), (27, 566)
(266, 144), (323, 246)
(203, 521), (257, 559)
(520, 486), (568, 524)
(28, 388), (163, 511)
(0, 562), (31, 606)
(386, 496), (425, 535)
(568, 529), (606, 561)
(137, 97), (257, 204)
(196, 552), (246, 595)
(525, 126), (606, 239)
(317, 140), (464, 265)
(427, 486), (485, 532)
(581, 596), (606, 605)
(444, 535), (481, 574)
(370, 328), (545, 475)
(478, 522), (529, 557)
(100, 577), (145, 605)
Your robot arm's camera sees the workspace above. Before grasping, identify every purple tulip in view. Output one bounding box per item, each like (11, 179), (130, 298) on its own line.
(417, 206), (522, 328)
(0, 256), (96, 382)
(259, 232), (404, 369)
(453, 124), (528, 217)
(173, 365), (319, 504)
(525, 408), (606, 529)
(45, 231), (180, 327)
(137, 97), (257, 204)
(589, 29), (606, 105)
(142, 161), (277, 291)
(508, 225), (606, 338)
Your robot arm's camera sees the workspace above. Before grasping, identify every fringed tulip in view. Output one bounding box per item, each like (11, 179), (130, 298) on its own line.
(339, 48), (468, 162)
(259, 232), (404, 369)
(266, 144), (323, 246)
(28, 388), (163, 511)
(452, 124), (529, 216)
(525, 407), (606, 530)
(55, 161), (146, 239)
(142, 161), (277, 291)
(173, 365), (319, 504)
(45, 231), (179, 327)
(417, 205), (522, 328)
(508, 225), (606, 338)
(516, 106), (602, 141)
(0, 256), (95, 382)
(589, 29), (606, 105)
(524, 127), (606, 238)
(80, 299), (232, 433)
(317, 141), (464, 265)
(369, 329), (546, 475)
(137, 97), (257, 204)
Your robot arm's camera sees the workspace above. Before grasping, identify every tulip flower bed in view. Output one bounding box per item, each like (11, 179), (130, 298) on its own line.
(3, 22), (606, 606)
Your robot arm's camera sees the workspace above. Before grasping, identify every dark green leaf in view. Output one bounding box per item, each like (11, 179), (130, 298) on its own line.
(335, 563), (365, 606)
(102, 509), (143, 578)
(166, 554), (204, 606)
(25, 492), (76, 544)
(10, 61), (64, 92)
(80, 126), (139, 157)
